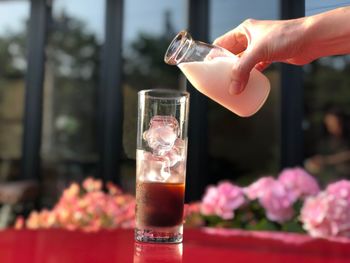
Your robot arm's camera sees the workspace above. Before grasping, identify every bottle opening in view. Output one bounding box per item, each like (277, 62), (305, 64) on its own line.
(164, 31), (193, 65)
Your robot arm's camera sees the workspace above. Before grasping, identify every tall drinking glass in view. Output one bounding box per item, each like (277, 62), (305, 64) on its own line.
(135, 89), (189, 243)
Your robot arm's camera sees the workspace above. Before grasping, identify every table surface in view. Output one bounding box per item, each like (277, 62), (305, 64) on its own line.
(0, 228), (350, 263)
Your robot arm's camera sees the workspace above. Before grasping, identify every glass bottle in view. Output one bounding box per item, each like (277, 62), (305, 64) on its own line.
(164, 30), (270, 117)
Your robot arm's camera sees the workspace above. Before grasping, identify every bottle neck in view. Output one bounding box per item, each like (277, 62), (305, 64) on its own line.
(165, 30), (226, 65)
(164, 31), (194, 65)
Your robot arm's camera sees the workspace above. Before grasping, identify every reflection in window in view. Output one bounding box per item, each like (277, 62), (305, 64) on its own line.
(304, 1), (350, 186)
(0, 1), (29, 182)
(209, 0), (280, 186)
(41, 0), (105, 205)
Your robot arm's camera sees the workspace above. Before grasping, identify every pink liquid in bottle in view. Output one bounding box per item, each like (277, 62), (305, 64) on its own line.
(179, 56), (270, 117)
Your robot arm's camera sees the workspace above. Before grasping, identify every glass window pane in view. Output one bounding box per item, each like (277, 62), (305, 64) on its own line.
(41, 0), (105, 205)
(0, 1), (30, 182)
(209, 0), (280, 185)
(304, 1), (350, 186)
(306, 0), (349, 15)
(122, 0), (186, 190)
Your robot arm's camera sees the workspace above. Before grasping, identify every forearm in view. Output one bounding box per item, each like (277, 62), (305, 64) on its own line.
(324, 150), (350, 165)
(303, 7), (350, 59)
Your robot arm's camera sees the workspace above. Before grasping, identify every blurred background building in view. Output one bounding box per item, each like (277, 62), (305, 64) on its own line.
(0, 0), (349, 217)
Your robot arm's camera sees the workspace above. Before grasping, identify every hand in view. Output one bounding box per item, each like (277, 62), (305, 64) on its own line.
(304, 155), (325, 174)
(213, 18), (313, 94)
(214, 7), (350, 94)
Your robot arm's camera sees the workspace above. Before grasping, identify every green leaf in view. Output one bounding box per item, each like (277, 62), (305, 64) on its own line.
(281, 219), (304, 233)
(246, 218), (279, 231)
(203, 215), (224, 227)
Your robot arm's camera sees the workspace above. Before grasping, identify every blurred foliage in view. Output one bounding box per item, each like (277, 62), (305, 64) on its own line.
(305, 57), (350, 114)
(304, 56), (350, 157)
(0, 31), (27, 79)
(46, 13), (101, 158)
(0, 18), (28, 180)
(49, 13), (101, 80)
(123, 32), (180, 90)
(0, 12), (101, 159)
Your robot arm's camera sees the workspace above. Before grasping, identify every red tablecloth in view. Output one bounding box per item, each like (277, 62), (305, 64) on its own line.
(0, 228), (349, 263)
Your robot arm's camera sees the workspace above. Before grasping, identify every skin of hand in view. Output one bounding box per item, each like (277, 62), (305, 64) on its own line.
(304, 151), (350, 174)
(213, 7), (350, 95)
(304, 155), (324, 174)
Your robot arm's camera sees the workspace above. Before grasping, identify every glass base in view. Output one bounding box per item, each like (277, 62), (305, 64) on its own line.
(135, 225), (183, 243)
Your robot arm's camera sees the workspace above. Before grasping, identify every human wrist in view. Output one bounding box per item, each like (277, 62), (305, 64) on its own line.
(302, 7), (350, 59)
(301, 15), (323, 61)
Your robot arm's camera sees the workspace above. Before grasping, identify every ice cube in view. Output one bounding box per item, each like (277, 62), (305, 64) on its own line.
(169, 160), (186, 183)
(144, 126), (176, 155)
(143, 115), (179, 156)
(138, 150), (171, 182)
(148, 115), (179, 131)
(163, 138), (185, 167)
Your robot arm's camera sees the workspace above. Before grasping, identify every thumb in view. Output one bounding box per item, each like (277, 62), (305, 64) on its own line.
(229, 48), (260, 95)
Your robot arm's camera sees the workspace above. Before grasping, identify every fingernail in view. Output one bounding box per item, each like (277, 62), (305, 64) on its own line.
(229, 80), (242, 95)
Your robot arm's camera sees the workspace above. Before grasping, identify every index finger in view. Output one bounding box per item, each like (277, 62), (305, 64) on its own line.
(213, 26), (248, 55)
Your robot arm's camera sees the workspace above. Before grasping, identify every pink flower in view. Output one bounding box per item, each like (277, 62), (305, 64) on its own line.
(259, 180), (296, 223)
(62, 183), (80, 200)
(244, 176), (275, 200)
(26, 211), (40, 229)
(301, 192), (350, 238)
(201, 181), (245, 220)
(200, 186), (217, 215)
(184, 202), (204, 228)
(106, 182), (122, 195)
(184, 202), (201, 218)
(326, 180), (350, 202)
(278, 167), (320, 198)
(17, 178), (135, 232)
(245, 177), (296, 223)
(82, 177), (102, 192)
(14, 216), (24, 229)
